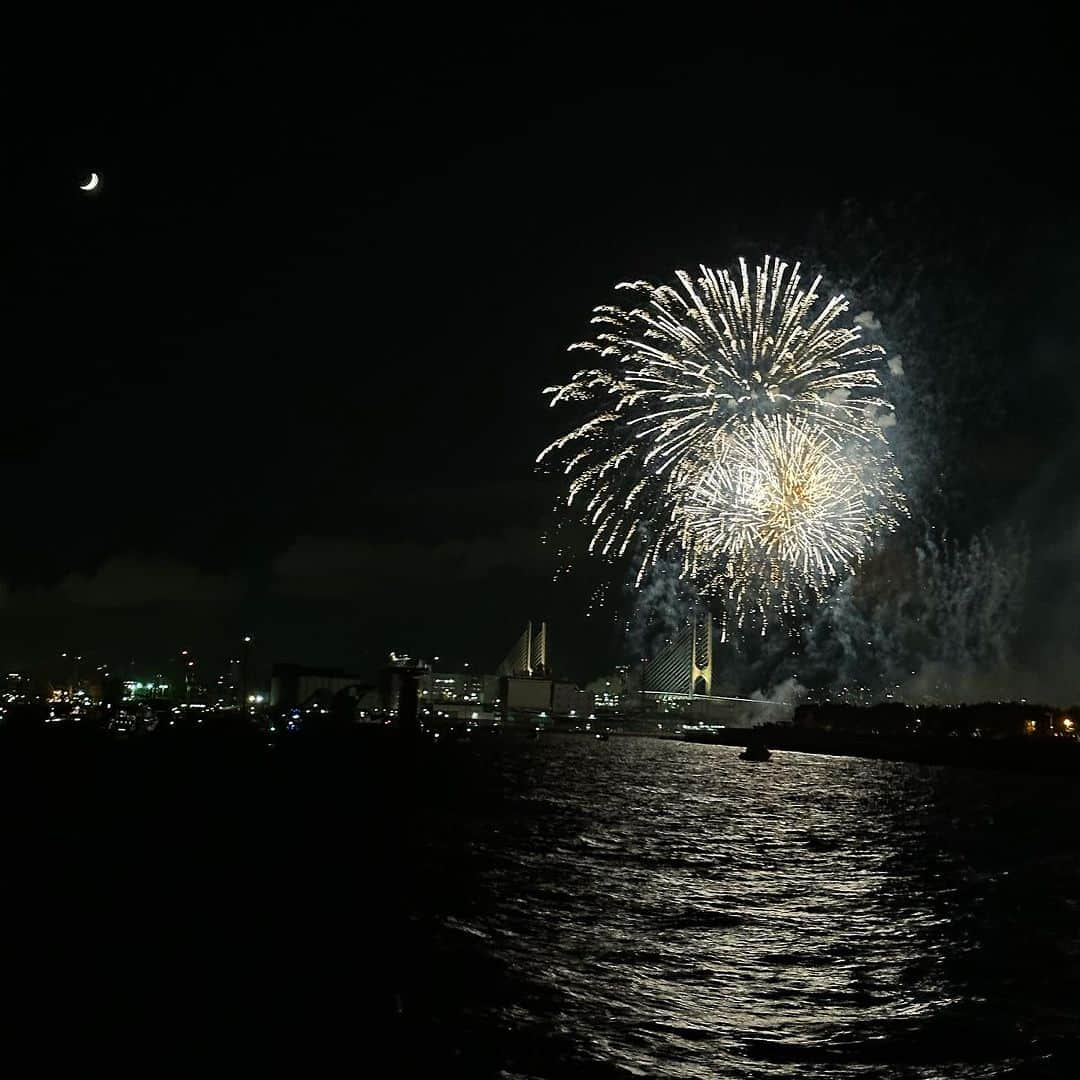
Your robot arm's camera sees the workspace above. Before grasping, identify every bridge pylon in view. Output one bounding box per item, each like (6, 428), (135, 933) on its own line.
(642, 605), (712, 696)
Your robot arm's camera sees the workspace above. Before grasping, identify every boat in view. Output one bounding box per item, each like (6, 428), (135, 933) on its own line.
(739, 743), (771, 762)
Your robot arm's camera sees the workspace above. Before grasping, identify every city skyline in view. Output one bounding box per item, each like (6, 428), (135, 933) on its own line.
(2, 15), (1078, 699)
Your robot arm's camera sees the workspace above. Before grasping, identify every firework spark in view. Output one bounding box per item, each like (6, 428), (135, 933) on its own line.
(678, 415), (904, 627)
(538, 256), (906, 629)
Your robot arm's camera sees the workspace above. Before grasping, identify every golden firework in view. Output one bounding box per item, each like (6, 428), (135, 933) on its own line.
(538, 256), (906, 629)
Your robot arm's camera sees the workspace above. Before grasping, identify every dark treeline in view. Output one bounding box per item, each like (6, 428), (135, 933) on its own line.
(794, 701), (1078, 739)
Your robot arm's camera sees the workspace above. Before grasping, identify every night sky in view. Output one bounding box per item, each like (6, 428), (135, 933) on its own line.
(2, 15), (1076, 690)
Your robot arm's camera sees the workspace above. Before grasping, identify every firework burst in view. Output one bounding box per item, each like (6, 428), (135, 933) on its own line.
(678, 415), (904, 628)
(539, 256), (907, 629)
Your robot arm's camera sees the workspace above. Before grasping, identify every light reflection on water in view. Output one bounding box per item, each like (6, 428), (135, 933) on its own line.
(424, 737), (1080, 1077)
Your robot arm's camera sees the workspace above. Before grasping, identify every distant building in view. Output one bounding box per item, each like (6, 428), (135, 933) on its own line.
(501, 675), (552, 720)
(214, 658), (241, 708)
(239, 636), (255, 710)
(482, 674), (501, 708)
(174, 649), (204, 701)
(492, 619), (589, 721)
(379, 653), (430, 713)
(792, 701), (1066, 740)
(418, 669), (499, 721)
(425, 671), (484, 705)
(122, 678), (171, 701)
(271, 662), (372, 709)
(1, 672), (31, 701)
(497, 676), (593, 722)
(586, 666), (631, 710)
(551, 681), (594, 717)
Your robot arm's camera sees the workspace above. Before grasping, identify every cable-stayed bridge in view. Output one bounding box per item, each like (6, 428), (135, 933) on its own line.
(632, 608), (793, 724)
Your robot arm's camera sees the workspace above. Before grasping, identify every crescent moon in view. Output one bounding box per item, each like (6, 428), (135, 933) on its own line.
(79, 173), (100, 192)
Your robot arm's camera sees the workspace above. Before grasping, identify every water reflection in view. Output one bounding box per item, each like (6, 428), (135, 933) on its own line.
(424, 738), (1080, 1077)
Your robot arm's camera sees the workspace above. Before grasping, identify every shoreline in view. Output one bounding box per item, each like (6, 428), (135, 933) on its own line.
(682, 725), (1080, 776)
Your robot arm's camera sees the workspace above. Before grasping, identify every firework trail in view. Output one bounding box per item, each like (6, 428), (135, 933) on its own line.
(538, 256), (906, 630)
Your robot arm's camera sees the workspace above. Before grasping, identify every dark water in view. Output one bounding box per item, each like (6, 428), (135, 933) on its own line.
(4, 730), (1080, 1076)
(407, 736), (1080, 1078)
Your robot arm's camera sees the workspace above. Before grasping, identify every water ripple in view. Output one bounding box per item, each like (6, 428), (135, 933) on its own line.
(424, 737), (1080, 1077)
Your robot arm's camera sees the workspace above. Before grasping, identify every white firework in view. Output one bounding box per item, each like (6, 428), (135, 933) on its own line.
(538, 256), (906, 628)
(678, 415), (903, 629)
